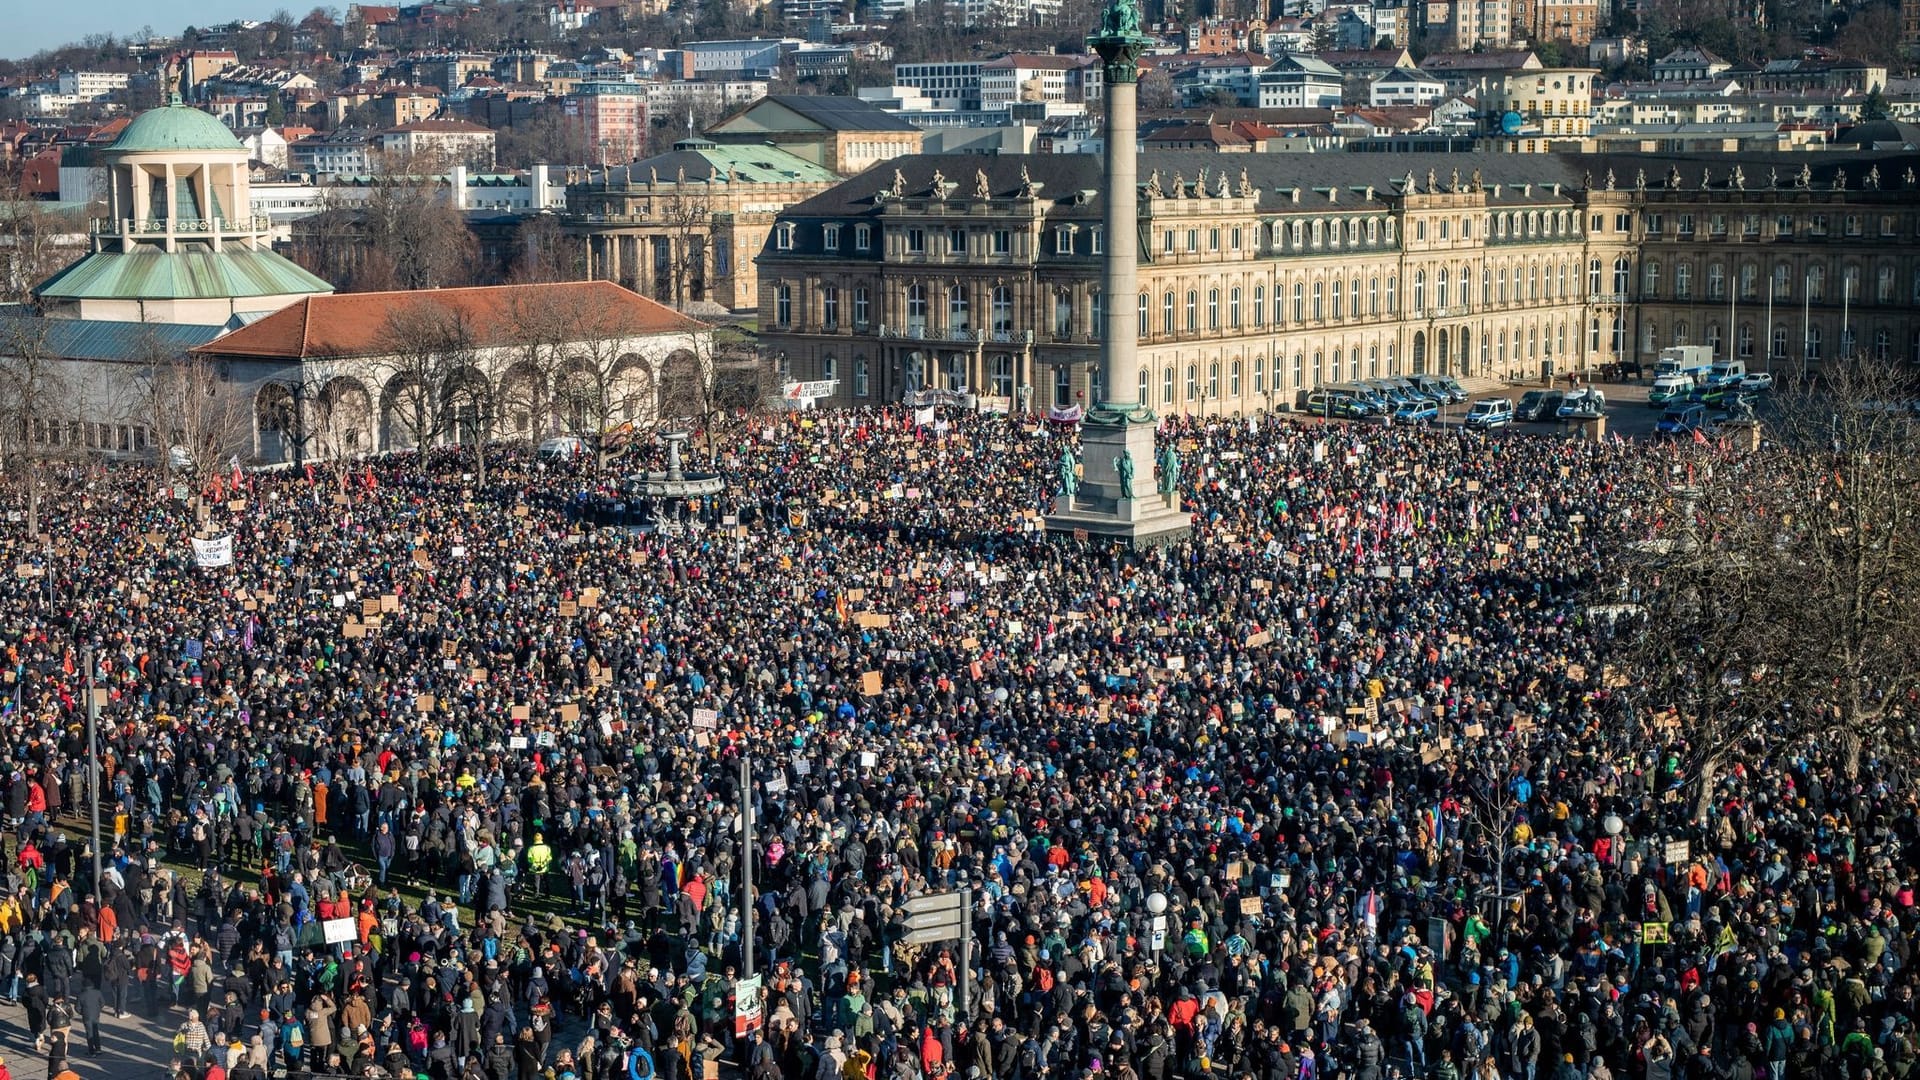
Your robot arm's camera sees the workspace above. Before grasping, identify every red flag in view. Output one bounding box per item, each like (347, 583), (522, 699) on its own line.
(363, 466), (377, 491)
(1692, 428), (1708, 446)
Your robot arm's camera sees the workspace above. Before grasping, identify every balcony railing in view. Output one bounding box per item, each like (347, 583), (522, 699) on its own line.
(96, 214), (273, 235)
(876, 325), (1028, 345)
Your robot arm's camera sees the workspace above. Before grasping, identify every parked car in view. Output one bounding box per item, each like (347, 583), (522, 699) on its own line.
(1557, 388), (1607, 420)
(1516, 390), (1564, 421)
(1463, 398), (1514, 430)
(1738, 372), (1775, 392)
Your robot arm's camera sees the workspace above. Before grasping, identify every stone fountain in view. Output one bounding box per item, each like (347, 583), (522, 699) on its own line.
(622, 431), (725, 532)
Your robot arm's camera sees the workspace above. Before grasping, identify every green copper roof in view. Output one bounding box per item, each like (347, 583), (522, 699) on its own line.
(109, 104), (246, 154)
(34, 246), (333, 303)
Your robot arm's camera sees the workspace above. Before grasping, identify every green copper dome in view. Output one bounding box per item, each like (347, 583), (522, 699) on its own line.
(109, 103), (245, 154)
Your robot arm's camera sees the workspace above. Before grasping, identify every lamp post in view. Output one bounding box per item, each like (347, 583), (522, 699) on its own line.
(1146, 890), (1168, 964)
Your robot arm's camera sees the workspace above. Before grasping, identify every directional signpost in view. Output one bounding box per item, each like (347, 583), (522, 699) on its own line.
(902, 888), (972, 1012)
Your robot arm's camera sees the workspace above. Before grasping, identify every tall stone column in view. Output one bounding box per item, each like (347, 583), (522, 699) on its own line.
(1099, 66), (1140, 408)
(1045, 0), (1190, 547)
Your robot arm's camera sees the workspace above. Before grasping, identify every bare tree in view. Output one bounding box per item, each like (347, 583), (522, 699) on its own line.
(0, 160), (98, 304)
(1763, 361), (1920, 775)
(290, 181), (481, 293)
(1608, 440), (1805, 822)
(508, 213), (586, 285)
(541, 291), (658, 471)
(375, 302), (485, 476)
(133, 335), (255, 499)
(0, 319), (74, 536)
(653, 184), (714, 308)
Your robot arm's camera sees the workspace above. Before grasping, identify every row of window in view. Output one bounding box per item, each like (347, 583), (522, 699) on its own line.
(1641, 261), (1920, 305)
(1640, 321), (1920, 365)
(20, 418), (152, 453)
(1644, 211), (1911, 241)
(773, 266), (1609, 335)
(774, 206), (1588, 259)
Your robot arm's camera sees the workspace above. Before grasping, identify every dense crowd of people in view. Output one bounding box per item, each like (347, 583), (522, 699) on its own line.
(0, 406), (1913, 1080)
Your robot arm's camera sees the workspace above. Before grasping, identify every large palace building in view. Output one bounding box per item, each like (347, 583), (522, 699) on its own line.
(754, 151), (1920, 414)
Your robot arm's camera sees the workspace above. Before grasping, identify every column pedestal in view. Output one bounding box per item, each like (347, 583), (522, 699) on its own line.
(1045, 413), (1190, 546)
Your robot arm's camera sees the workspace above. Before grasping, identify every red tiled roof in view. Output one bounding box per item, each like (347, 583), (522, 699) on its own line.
(195, 281), (705, 360)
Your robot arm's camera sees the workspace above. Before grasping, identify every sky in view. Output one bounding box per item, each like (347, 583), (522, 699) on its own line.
(13, 3), (277, 61)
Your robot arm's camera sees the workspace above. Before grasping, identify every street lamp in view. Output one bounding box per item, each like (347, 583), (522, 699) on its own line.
(1146, 891), (1169, 961)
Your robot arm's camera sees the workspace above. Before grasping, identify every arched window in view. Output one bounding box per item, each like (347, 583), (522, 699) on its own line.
(1292, 282), (1305, 322)
(1413, 270), (1425, 313)
(1312, 280), (1325, 321)
(991, 286), (1014, 332)
(1807, 265), (1826, 303)
(1613, 257), (1630, 296)
(1437, 270), (1449, 310)
(1162, 366), (1175, 404)
(1207, 362), (1220, 399)
(1207, 288), (1220, 330)
(1252, 285), (1265, 327)
(1139, 292), (1150, 336)
(1185, 364), (1199, 402)
(1229, 360), (1241, 397)
(1229, 287), (1242, 328)
(1253, 355), (1266, 395)
(1367, 345), (1379, 379)
(1368, 276), (1379, 315)
(1588, 259), (1602, 296)
(1675, 263), (1693, 301)
(1163, 292), (1176, 334)
(949, 285), (970, 330)
(1186, 290), (1199, 331)
(1331, 277), (1343, 319)
(1707, 263), (1726, 300)
(1138, 366), (1150, 406)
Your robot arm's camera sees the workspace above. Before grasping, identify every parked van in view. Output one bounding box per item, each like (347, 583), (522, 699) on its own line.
(1303, 390), (1372, 419)
(1463, 398), (1514, 429)
(1649, 373), (1696, 406)
(1707, 359), (1746, 387)
(537, 436), (586, 462)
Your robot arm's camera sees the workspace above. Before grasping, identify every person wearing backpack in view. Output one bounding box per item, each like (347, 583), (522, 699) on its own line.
(1400, 992), (1428, 1072)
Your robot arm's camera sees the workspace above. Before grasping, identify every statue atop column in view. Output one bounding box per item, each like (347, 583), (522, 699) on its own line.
(1098, 0), (1142, 36)
(1089, 0), (1152, 83)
